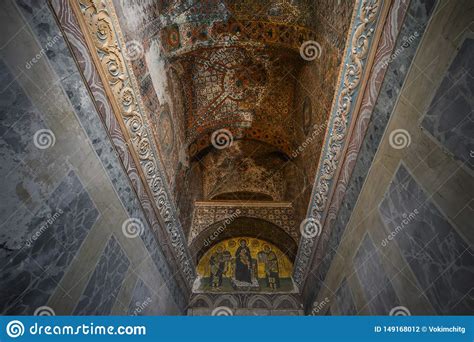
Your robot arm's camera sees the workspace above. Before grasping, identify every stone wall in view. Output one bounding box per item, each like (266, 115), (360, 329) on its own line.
(0, 0), (187, 315)
(306, 0), (473, 315)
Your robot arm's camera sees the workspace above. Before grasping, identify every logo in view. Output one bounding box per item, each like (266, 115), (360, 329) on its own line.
(389, 306), (411, 316)
(122, 218), (145, 238)
(124, 40), (144, 61)
(211, 129), (233, 149)
(6, 320), (24, 338)
(211, 306), (233, 316)
(34, 305), (55, 316)
(300, 41), (322, 61)
(33, 129), (56, 149)
(389, 129), (411, 149)
(300, 218), (322, 239)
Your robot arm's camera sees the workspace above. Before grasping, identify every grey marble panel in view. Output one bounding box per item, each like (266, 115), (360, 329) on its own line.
(354, 234), (401, 315)
(0, 170), (99, 315)
(334, 278), (357, 315)
(73, 235), (130, 315)
(127, 278), (158, 316)
(379, 164), (474, 314)
(304, 0), (436, 306)
(421, 38), (474, 169)
(0, 59), (64, 225)
(14, 0), (187, 312)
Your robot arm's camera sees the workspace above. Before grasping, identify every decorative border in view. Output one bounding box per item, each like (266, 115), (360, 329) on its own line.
(49, 0), (191, 309)
(306, 0), (439, 312)
(293, 0), (387, 286)
(188, 293), (303, 313)
(160, 19), (316, 56)
(70, 0), (195, 285)
(189, 201), (298, 243)
(312, 0), (410, 285)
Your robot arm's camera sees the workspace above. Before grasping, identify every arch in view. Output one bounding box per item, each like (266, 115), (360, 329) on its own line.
(247, 295), (272, 310)
(273, 295), (300, 310)
(213, 295), (239, 309)
(189, 294), (213, 308)
(189, 216), (298, 263)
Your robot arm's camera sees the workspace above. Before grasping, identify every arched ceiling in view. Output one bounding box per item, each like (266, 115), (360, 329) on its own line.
(156, 0), (317, 159)
(104, 0), (357, 293)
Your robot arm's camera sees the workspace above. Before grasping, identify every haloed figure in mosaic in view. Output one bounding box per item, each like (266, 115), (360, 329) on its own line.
(235, 239), (252, 283)
(259, 245), (280, 290)
(209, 246), (230, 289)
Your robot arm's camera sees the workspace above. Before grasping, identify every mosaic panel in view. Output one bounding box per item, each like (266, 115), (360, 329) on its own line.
(195, 237), (295, 293)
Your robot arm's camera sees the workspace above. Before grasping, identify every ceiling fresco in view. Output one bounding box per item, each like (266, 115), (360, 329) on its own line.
(96, 0), (361, 296)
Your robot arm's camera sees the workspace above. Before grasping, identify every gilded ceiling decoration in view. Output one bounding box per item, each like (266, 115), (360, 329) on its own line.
(180, 48), (297, 156)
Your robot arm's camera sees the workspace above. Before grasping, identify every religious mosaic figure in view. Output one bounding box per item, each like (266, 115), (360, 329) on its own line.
(235, 239), (252, 283)
(258, 245), (280, 290)
(209, 246), (229, 289)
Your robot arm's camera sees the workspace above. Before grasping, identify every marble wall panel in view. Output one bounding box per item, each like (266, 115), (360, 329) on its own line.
(10, 0), (188, 312)
(334, 278), (357, 315)
(304, 0), (436, 308)
(354, 234), (401, 315)
(421, 38), (474, 169)
(73, 235), (130, 315)
(0, 59), (65, 235)
(0, 170), (99, 315)
(127, 278), (156, 316)
(379, 164), (474, 314)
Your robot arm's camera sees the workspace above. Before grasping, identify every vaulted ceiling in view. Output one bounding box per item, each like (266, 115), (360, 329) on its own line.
(98, 0), (362, 293)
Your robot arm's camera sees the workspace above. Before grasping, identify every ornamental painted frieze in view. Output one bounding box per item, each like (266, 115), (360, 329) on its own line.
(75, 0), (195, 285)
(189, 201), (298, 244)
(293, 0), (383, 286)
(161, 18), (317, 56)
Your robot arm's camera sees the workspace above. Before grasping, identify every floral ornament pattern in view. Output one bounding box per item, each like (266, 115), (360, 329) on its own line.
(77, 0), (195, 285)
(293, 0), (382, 286)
